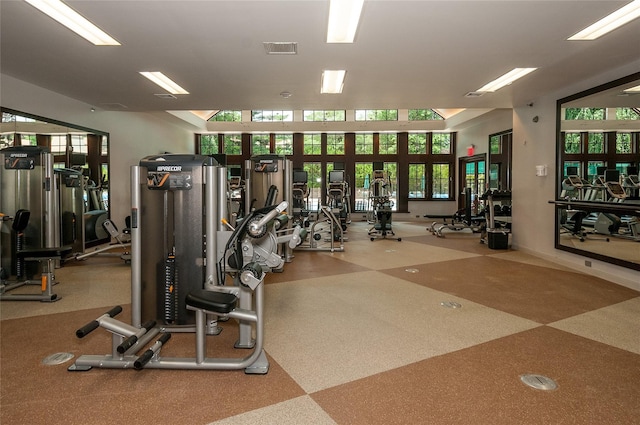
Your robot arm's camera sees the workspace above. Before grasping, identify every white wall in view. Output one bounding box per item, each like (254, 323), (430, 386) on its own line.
(1, 74), (195, 225)
(511, 60), (640, 291)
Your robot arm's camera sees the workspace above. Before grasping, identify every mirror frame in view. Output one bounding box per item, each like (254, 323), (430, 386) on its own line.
(554, 72), (640, 271)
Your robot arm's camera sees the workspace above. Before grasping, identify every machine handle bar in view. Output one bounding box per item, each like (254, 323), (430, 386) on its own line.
(134, 333), (172, 370)
(117, 320), (156, 354)
(75, 306), (123, 338)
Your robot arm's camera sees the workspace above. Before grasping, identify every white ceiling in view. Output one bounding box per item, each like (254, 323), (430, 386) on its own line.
(1, 0), (639, 114)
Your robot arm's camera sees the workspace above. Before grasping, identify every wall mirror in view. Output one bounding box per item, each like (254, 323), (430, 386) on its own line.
(555, 72), (640, 271)
(0, 107), (110, 251)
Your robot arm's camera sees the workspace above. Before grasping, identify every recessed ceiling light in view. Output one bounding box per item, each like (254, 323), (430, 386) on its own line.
(140, 72), (189, 95)
(327, 0), (364, 43)
(280, 91), (292, 98)
(623, 84), (640, 93)
(568, 0), (640, 40)
(475, 68), (537, 93)
(321, 70), (346, 94)
(25, 0), (120, 45)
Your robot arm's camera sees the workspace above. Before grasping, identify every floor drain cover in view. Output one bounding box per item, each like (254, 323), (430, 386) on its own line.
(440, 301), (462, 309)
(405, 268), (419, 273)
(520, 374), (558, 391)
(42, 352), (74, 365)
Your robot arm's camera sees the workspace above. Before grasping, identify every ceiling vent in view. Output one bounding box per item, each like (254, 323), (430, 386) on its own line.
(465, 91), (484, 98)
(263, 42), (298, 55)
(154, 93), (177, 99)
(100, 102), (128, 110)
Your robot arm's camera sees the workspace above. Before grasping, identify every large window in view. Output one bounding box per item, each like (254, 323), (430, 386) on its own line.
(355, 134), (373, 154)
(616, 133), (633, 153)
(251, 134), (270, 155)
(432, 134), (451, 154)
(304, 162), (322, 211)
(408, 133), (427, 154)
(432, 164), (451, 199)
(20, 134), (36, 146)
(355, 162), (373, 211)
(616, 108), (640, 120)
(251, 110), (293, 122)
(209, 110), (242, 122)
(71, 134), (88, 154)
(564, 133), (581, 154)
(409, 164), (425, 198)
(195, 128), (456, 206)
(588, 133), (604, 154)
(379, 133), (397, 154)
(327, 134), (345, 154)
(355, 109), (398, 121)
(200, 134), (219, 154)
(275, 134), (293, 155)
(50, 134), (67, 154)
(303, 134), (322, 155)
(565, 108), (606, 120)
(223, 134), (242, 155)
(303, 110), (345, 121)
(408, 109), (443, 121)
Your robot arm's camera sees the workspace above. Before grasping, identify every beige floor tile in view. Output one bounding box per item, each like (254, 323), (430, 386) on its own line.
(208, 395), (337, 425)
(322, 239), (480, 270)
(264, 271), (540, 393)
(549, 297), (640, 354)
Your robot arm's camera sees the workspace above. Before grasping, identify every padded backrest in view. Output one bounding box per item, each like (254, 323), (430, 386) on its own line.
(12, 209), (30, 232)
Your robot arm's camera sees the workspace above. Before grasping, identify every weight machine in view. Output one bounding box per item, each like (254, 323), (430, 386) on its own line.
(0, 146), (72, 301)
(69, 154), (301, 373)
(368, 170), (401, 241)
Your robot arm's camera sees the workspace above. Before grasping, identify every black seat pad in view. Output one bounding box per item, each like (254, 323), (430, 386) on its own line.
(16, 247), (72, 259)
(186, 289), (237, 314)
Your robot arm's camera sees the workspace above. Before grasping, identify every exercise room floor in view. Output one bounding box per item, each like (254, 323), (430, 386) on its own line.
(1, 220), (639, 425)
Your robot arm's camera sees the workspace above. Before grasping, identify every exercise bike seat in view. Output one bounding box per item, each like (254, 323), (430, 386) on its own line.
(185, 289), (238, 314)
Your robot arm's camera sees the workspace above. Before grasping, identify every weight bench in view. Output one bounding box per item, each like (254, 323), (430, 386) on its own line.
(0, 246), (72, 302)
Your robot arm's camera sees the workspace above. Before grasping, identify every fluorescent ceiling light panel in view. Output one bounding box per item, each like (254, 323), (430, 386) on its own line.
(623, 84), (640, 93)
(327, 0), (364, 43)
(476, 68), (537, 92)
(24, 0), (120, 45)
(568, 0), (640, 40)
(321, 70), (346, 94)
(140, 72), (189, 95)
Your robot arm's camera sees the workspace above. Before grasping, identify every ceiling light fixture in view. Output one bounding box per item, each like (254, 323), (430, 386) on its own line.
(321, 70), (346, 94)
(476, 68), (537, 93)
(140, 72), (189, 95)
(568, 0), (640, 40)
(327, 0), (364, 43)
(24, 0), (120, 45)
(623, 84), (640, 93)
